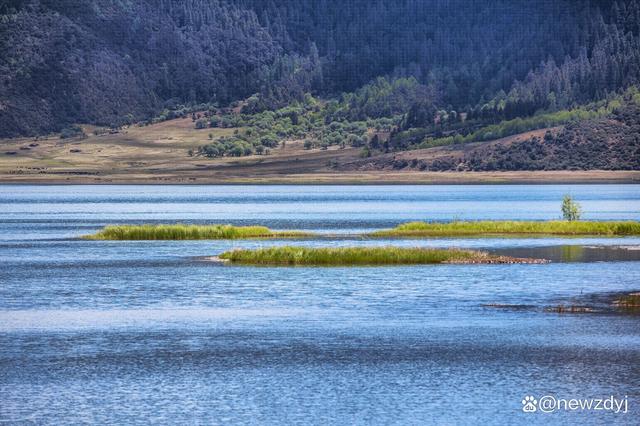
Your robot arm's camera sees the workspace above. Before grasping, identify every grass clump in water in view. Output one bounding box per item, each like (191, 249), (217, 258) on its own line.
(85, 224), (312, 240)
(371, 220), (640, 237)
(218, 246), (543, 266)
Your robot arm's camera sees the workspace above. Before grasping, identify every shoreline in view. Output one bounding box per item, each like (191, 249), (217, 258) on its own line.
(1, 171), (639, 185)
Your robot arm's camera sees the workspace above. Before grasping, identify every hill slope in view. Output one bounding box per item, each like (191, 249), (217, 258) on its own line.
(0, 0), (281, 136)
(2, 105), (639, 183)
(342, 104), (640, 172)
(2, 0), (639, 137)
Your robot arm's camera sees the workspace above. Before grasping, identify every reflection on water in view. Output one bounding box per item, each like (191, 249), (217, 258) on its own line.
(1, 185), (639, 424)
(493, 245), (640, 262)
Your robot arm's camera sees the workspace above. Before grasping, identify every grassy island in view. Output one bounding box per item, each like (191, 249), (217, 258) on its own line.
(217, 246), (546, 266)
(85, 224), (313, 240)
(371, 220), (640, 237)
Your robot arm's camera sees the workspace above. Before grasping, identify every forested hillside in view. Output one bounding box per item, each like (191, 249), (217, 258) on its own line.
(340, 98), (640, 173)
(1, 0), (640, 148)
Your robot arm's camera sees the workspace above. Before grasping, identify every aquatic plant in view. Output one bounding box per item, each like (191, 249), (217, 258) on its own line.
(218, 246), (544, 266)
(371, 220), (640, 237)
(85, 224), (312, 240)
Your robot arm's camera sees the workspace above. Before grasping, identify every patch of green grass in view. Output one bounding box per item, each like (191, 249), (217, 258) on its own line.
(218, 246), (539, 266)
(371, 221), (640, 237)
(85, 224), (313, 240)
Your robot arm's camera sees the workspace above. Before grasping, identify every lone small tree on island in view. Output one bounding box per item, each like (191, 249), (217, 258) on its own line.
(562, 195), (582, 221)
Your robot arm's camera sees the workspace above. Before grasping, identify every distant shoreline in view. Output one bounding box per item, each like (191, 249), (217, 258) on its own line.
(1, 171), (639, 185)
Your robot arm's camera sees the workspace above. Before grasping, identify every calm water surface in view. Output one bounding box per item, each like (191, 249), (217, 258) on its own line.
(1, 185), (639, 424)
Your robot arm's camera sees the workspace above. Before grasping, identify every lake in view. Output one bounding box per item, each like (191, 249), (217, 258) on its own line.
(1, 184), (639, 424)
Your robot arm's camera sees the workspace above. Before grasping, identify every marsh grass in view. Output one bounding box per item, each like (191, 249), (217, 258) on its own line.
(371, 220), (640, 237)
(85, 224), (313, 240)
(85, 220), (640, 240)
(218, 246), (540, 266)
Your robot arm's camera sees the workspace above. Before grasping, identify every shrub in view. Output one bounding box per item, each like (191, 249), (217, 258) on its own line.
(260, 135), (279, 148)
(60, 125), (85, 139)
(561, 195), (582, 221)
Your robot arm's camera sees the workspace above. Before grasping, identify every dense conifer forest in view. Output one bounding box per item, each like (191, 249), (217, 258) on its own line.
(1, 0), (639, 171)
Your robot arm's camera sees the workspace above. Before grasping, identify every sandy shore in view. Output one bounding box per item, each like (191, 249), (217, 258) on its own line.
(1, 170), (639, 184)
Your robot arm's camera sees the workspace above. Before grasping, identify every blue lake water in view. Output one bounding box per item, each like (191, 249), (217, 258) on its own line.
(1, 184), (639, 424)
